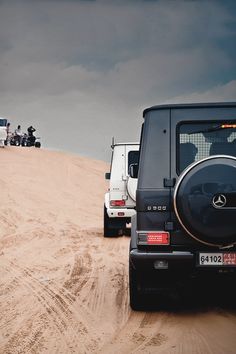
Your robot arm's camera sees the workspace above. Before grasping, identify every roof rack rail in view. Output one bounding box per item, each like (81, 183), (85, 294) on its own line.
(111, 136), (115, 149)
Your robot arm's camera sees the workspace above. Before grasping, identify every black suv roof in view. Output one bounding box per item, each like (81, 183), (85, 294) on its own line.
(143, 102), (236, 117)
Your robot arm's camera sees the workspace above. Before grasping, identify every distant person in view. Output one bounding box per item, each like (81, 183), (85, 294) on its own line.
(15, 125), (22, 135)
(27, 126), (36, 144)
(14, 125), (23, 145)
(6, 122), (10, 133)
(6, 122), (11, 145)
(27, 125), (36, 136)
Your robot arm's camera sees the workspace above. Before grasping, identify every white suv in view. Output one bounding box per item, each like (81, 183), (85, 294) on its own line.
(104, 141), (139, 237)
(0, 118), (7, 148)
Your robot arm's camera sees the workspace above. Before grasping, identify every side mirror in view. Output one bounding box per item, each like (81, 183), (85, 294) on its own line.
(105, 172), (111, 180)
(129, 163), (138, 179)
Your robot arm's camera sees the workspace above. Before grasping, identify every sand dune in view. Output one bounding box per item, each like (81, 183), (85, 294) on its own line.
(0, 147), (236, 354)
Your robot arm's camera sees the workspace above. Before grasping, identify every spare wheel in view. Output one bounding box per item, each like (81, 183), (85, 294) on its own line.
(174, 155), (236, 247)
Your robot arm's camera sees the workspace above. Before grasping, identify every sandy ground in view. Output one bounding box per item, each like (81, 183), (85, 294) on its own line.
(0, 147), (236, 354)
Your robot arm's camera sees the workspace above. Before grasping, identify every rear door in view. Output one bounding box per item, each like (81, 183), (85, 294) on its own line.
(170, 104), (236, 246)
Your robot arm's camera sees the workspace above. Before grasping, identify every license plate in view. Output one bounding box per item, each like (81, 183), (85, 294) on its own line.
(199, 253), (236, 266)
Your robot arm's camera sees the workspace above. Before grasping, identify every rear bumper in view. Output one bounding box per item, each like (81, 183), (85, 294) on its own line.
(107, 207), (136, 218)
(130, 249), (236, 295)
(130, 248), (236, 274)
(130, 249), (193, 270)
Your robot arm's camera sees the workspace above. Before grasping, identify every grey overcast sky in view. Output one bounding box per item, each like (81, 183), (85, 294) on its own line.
(0, 0), (236, 161)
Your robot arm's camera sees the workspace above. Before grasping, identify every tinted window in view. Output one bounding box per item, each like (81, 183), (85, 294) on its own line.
(0, 119), (7, 127)
(128, 150), (139, 174)
(178, 121), (236, 173)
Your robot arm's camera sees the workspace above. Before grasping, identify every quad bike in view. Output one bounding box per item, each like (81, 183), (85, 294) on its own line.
(21, 133), (41, 148)
(10, 134), (21, 146)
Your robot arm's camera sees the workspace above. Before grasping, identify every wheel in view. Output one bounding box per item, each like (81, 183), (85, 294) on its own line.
(35, 142), (41, 148)
(125, 228), (131, 236)
(103, 205), (119, 237)
(129, 260), (144, 311)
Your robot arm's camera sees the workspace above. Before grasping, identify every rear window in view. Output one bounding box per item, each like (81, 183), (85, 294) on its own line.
(178, 121), (236, 173)
(0, 119), (7, 127)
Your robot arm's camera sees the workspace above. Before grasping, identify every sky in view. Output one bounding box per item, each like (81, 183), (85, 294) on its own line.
(0, 0), (236, 161)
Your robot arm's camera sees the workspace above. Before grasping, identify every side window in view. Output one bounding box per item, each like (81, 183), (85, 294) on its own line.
(128, 150), (140, 177)
(0, 119), (7, 127)
(177, 121), (236, 174)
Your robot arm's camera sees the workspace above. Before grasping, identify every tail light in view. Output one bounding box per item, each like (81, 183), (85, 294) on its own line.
(221, 124), (236, 129)
(138, 231), (170, 245)
(110, 200), (126, 207)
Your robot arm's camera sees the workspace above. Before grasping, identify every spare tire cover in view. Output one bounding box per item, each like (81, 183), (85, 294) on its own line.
(174, 156), (236, 247)
(127, 177), (137, 201)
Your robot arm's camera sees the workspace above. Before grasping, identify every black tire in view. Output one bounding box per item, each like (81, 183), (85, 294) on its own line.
(125, 228), (131, 236)
(104, 205), (119, 237)
(129, 260), (144, 311)
(35, 141), (41, 148)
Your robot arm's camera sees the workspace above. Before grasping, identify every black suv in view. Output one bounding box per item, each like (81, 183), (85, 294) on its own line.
(129, 102), (236, 310)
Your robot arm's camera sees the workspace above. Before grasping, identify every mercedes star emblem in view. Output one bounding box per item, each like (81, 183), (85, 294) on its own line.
(212, 194), (227, 208)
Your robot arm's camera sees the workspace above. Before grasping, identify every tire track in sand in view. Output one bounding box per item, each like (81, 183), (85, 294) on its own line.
(1, 258), (98, 354)
(99, 311), (169, 354)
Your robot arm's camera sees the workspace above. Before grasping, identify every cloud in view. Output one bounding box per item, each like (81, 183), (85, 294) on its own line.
(167, 80), (236, 104)
(0, 0), (235, 160)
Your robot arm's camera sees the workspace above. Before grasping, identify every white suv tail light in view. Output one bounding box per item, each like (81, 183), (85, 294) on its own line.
(110, 200), (126, 207)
